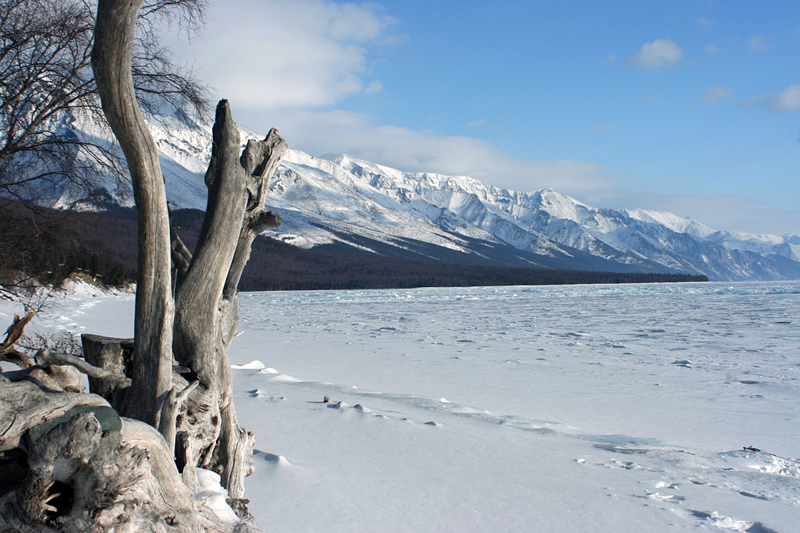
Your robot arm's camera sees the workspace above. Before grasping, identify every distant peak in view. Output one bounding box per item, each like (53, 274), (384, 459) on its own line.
(535, 187), (588, 207)
(322, 153), (349, 163)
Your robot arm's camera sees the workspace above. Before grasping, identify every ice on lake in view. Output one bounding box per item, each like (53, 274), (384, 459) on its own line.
(6, 281), (799, 532)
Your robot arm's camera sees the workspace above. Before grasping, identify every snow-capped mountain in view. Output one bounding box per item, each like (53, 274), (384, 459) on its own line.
(33, 110), (800, 281)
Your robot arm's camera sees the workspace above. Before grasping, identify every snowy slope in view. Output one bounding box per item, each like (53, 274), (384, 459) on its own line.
(7, 282), (799, 532)
(330, 154), (800, 280)
(32, 109), (800, 281)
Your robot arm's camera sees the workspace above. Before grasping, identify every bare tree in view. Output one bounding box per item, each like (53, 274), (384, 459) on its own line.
(0, 0), (208, 202)
(1, 0), (286, 529)
(0, 0), (209, 306)
(91, 0), (286, 501)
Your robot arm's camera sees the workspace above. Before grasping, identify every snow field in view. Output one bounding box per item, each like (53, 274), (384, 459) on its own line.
(3, 281), (798, 531)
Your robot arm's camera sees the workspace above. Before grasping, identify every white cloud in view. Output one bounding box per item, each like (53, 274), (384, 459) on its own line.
(601, 54), (617, 67)
(744, 34), (770, 53)
(462, 119), (487, 129)
(593, 191), (800, 236)
(239, 108), (615, 196)
(704, 43), (720, 55)
(766, 85), (800, 112)
(701, 86), (733, 104)
(739, 92), (762, 108)
(629, 39), (683, 69)
(166, 0), (396, 110)
(741, 85), (800, 113)
(364, 80), (383, 94)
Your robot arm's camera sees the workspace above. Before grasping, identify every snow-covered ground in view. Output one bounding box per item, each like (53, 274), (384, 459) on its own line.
(2, 281), (798, 532)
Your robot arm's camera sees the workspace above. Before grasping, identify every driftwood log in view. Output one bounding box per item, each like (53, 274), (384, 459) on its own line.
(1, 311), (35, 368)
(0, 379), (252, 532)
(91, 0), (286, 507)
(92, 0), (175, 429)
(0, 0), (287, 529)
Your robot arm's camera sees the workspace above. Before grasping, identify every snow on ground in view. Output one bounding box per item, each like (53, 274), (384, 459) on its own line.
(2, 281), (798, 532)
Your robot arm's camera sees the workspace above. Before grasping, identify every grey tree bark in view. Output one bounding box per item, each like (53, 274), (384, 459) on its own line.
(0, 0), (287, 528)
(92, 0), (174, 428)
(90, 2), (288, 498)
(172, 104), (285, 499)
(0, 378), (250, 532)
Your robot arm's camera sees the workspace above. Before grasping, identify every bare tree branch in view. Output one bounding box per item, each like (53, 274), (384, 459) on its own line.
(0, 0), (210, 212)
(0, 310), (34, 368)
(34, 347), (131, 387)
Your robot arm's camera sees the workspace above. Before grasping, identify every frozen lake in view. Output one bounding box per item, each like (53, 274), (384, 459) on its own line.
(5, 281), (799, 531)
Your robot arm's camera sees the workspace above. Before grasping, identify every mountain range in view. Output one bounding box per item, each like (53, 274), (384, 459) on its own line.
(40, 110), (800, 282)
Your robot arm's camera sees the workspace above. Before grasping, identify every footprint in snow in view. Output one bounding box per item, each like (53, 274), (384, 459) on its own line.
(648, 492), (684, 502)
(678, 510), (779, 533)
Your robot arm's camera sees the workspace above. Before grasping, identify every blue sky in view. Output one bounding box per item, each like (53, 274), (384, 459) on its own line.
(167, 0), (799, 235)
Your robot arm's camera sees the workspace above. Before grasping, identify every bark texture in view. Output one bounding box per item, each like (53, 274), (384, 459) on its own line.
(0, 380), (249, 532)
(91, 0), (287, 504)
(92, 0), (174, 427)
(173, 102), (286, 500)
(0, 0), (287, 529)
(76, 106), (286, 506)
(0, 311), (35, 368)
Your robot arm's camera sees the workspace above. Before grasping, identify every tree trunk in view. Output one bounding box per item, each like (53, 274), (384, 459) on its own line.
(88, 0), (286, 513)
(0, 380), (247, 532)
(172, 103), (286, 499)
(2, 0), (288, 528)
(91, 0), (174, 428)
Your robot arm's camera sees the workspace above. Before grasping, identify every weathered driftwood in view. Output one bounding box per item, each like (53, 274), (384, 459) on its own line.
(1, 314), (82, 392)
(35, 349), (131, 388)
(76, 109), (286, 509)
(92, 0), (174, 428)
(81, 333), (134, 405)
(158, 379), (199, 457)
(58, 0), (289, 527)
(1, 311), (35, 368)
(0, 380), (250, 532)
(172, 102), (286, 500)
(2, 0), (287, 528)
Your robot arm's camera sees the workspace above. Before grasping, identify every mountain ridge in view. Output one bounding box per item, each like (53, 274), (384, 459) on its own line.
(33, 110), (800, 282)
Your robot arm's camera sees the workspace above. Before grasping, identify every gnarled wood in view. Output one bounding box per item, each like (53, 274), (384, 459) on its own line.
(171, 101), (286, 500)
(81, 334), (134, 407)
(92, 0), (174, 427)
(0, 380), (244, 532)
(171, 227), (193, 290)
(0, 311), (35, 368)
(223, 130), (286, 303)
(35, 349), (131, 388)
(88, 0), (287, 520)
(158, 379), (199, 456)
